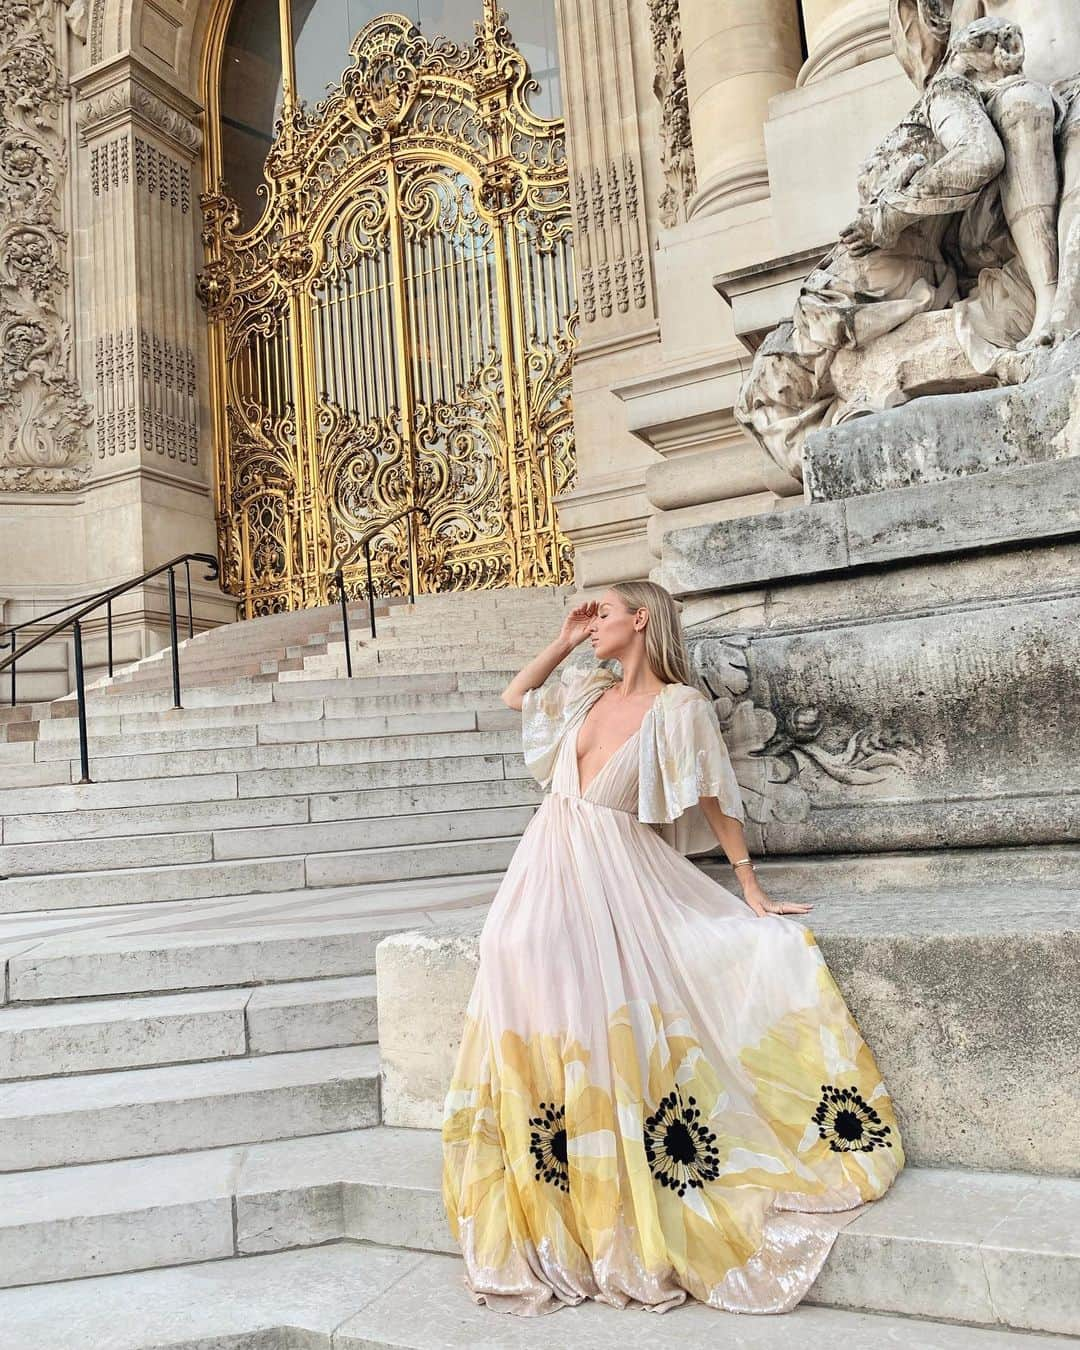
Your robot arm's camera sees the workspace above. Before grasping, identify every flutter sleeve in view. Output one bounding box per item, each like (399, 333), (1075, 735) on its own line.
(521, 664), (616, 788)
(638, 685), (745, 856)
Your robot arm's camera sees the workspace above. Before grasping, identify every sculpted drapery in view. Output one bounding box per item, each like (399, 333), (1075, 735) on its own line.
(736, 1), (1080, 481)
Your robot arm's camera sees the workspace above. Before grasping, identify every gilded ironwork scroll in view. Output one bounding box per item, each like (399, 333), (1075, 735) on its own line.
(200, 4), (577, 615)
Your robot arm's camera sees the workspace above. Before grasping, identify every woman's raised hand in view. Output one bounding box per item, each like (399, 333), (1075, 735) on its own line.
(559, 600), (597, 649)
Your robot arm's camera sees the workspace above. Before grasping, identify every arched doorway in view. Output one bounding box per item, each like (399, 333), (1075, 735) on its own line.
(199, 0), (577, 616)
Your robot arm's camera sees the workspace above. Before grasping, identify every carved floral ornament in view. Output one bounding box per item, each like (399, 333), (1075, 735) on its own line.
(648, 0), (695, 228)
(0, 0), (91, 491)
(688, 635), (917, 848)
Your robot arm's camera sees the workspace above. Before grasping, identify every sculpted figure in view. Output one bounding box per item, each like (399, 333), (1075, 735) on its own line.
(737, 3), (1080, 482)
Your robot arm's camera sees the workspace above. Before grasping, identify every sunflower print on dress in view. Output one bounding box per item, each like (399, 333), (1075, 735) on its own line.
(643, 1086), (722, 1198)
(529, 1101), (570, 1191)
(813, 1084), (893, 1154)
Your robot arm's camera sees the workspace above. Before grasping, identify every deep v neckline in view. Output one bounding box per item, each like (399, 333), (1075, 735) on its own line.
(573, 687), (661, 797)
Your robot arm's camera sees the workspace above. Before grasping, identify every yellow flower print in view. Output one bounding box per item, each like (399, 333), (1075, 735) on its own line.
(738, 962), (904, 1202)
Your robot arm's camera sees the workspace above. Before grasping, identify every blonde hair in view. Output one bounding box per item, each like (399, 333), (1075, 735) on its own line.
(610, 580), (693, 687)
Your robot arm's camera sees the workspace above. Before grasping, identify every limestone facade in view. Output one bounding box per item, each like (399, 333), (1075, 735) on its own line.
(0, 0), (961, 691)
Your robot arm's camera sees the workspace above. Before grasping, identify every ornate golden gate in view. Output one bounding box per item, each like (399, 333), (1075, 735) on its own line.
(199, 4), (576, 615)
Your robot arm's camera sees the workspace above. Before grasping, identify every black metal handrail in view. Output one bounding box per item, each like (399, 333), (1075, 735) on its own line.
(0, 553), (219, 782)
(332, 505), (431, 673)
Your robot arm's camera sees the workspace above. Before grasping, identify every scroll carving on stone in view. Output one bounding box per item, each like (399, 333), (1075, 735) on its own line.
(0, 0), (91, 491)
(737, 3), (1080, 482)
(689, 635), (917, 849)
(649, 0), (695, 228)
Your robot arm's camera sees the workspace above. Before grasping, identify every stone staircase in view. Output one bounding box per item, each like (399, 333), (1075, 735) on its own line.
(0, 586), (1076, 1348)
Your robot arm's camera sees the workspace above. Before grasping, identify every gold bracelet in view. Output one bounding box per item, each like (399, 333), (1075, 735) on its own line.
(731, 857), (755, 870)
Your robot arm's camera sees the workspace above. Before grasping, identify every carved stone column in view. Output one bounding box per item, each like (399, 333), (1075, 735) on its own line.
(798, 0), (892, 86)
(680, 0), (803, 219)
(553, 0), (664, 586)
(74, 57), (203, 482)
(0, 0), (92, 492)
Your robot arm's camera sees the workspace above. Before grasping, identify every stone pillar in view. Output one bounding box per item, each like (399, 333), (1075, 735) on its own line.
(553, 0), (665, 586)
(681, 0), (803, 219)
(64, 55), (229, 657)
(75, 57), (203, 490)
(798, 0), (892, 86)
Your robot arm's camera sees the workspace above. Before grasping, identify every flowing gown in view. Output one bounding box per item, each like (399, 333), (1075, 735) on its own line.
(442, 667), (903, 1316)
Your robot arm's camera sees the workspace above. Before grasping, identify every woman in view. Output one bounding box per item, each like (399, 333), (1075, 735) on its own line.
(442, 582), (903, 1317)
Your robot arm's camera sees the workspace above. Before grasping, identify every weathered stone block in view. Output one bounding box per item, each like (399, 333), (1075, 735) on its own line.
(806, 334), (1080, 502)
(376, 920), (480, 1130)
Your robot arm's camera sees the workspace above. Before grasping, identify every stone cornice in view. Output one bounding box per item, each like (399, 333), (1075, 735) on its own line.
(74, 56), (202, 154)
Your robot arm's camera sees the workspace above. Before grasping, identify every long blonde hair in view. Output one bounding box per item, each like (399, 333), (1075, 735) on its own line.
(610, 580), (693, 687)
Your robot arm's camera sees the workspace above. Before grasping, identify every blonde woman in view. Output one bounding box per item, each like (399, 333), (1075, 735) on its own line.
(442, 582), (902, 1318)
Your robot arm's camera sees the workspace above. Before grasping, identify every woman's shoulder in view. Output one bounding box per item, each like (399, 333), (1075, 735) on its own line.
(659, 681), (711, 707)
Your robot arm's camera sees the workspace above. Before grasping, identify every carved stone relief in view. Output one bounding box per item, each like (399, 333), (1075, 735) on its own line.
(573, 156), (649, 326)
(0, 0), (92, 491)
(648, 0), (695, 229)
(689, 634), (917, 851)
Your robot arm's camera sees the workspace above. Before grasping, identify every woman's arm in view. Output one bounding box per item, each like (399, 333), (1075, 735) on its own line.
(499, 602), (597, 710)
(698, 796), (813, 917)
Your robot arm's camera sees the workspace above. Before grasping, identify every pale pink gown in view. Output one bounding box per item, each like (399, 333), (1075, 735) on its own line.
(442, 667), (902, 1316)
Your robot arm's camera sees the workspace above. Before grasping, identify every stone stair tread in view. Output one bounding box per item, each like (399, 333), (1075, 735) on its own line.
(0, 833), (517, 911)
(2, 779), (539, 845)
(0, 976), (377, 1079)
(1, 878), (498, 1000)
(0, 1242), (1062, 1350)
(0, 803), (533, 875)
(0, 1126), (435, 1232)
(0, 1044), (382, 1172)
(0, 1043), (380, 1122)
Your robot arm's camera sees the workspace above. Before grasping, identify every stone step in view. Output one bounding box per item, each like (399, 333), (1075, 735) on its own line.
(0, 1044), (380, 1172)
(3, 884), (493, 1001)
(235, 750), (528, 799)
(0, 1182), (1069, 1339)
(0, 770), (241, 817)
(27, 707), (518, 762)
(0, 803), (533, 877)
(0, 856), (307, 911)
(61, 726), (518, 784)
(0, 823), (522, 908)
(0, 749), (521, 819)
(3, 777), (540, 845)
(0, 976), (377, 1079)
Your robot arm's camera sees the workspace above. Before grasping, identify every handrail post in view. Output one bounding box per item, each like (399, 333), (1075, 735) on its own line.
(106, 598), (114, 678)
(72, 620), (91, 783)
(7, 634), (15, 708)
(364, 537), (376, 640)
(184, 558), (194, 640)
(337, 568), (353, 678)
(167, 567), (182, 709)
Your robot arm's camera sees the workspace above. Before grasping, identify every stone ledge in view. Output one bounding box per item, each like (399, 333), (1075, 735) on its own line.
(663, 457), (1080, 595)
(376, 880), (1080, 1175)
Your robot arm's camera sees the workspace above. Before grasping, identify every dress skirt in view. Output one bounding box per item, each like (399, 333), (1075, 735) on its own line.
(441, 680), (903, 1316)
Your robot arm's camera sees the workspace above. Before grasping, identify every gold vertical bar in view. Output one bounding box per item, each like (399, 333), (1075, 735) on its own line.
(386, 158), (422, 595)
(435, 224), (454, 405)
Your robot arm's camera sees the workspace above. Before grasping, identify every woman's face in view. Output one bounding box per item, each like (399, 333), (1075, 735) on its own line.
(587, 590), (644, 661)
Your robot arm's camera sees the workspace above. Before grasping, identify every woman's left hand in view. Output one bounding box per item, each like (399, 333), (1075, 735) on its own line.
(740, 877), (813, 917)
